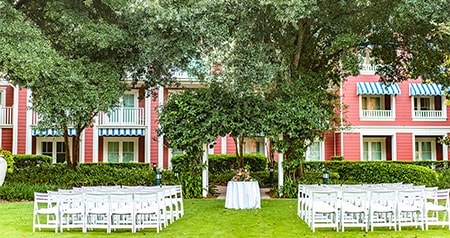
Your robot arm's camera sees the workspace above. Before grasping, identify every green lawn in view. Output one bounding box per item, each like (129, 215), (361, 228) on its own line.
(1, 199), (450, 237)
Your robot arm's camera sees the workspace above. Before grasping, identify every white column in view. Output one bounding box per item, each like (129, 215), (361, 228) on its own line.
(145, 92), (151, 163)
(264, 138), (269, 158)
(221, 136), (227, 154)
(79, 130), (85, 163)
(202, 143), (209, 198)
(92, 120), (99, 163)
(25, 88), (32, 154)
(12, 85), (19, 154)
(157, 86), (164, 168)
(277, 152), (283, 196)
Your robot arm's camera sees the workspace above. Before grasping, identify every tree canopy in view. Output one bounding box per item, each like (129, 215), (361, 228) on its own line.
(153, 0), (450, 168)
(0, 0), (176, 168)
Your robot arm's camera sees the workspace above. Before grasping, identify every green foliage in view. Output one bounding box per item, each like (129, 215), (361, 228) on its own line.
(330, 156), (344, 161)
(0, 182), (60, 201)
(172, 153), (268, 174)
(12, 154), (52, 169)
(172, 172), (202, 199)
(0, 149), (14, 173)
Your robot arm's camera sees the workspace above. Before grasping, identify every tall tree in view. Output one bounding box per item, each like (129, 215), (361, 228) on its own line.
(0, 0), (175, 169)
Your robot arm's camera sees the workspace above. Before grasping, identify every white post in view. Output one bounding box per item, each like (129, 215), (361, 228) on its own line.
(277, 151), (283, 196)
(158, 86), (164, 168)
(202, 143), (209, 198)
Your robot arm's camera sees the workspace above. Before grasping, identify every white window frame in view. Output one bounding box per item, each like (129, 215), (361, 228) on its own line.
(414, 137), (436, 161)
(362, 137), (386, 161)
(103, 137), (138, 163)
(413, 96), (435, 111)
(0, 88), (6, 107)
(359, 94), (396, 121)
(36, 137), (73, 163)
(305, 140), (324, 161)
(361, 95), (384, 110)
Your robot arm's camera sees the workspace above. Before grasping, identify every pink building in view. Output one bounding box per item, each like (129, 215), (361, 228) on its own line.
(1, 65), (448, 167)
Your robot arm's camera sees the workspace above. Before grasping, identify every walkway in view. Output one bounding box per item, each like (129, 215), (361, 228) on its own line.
(215, 185), (271, 199)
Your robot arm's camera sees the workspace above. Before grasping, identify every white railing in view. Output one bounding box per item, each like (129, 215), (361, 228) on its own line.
(0, 107), (13, 125)
(361, 110), (393, 119)
(359, 64), (378, 74)
(97, 108), (145, 126)
(414, 110), (444, 119)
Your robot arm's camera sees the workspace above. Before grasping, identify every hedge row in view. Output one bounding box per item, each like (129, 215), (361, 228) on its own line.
(171, 153), (268, 173)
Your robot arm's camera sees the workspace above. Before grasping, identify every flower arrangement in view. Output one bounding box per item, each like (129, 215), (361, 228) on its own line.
(231, 165), (253, 182)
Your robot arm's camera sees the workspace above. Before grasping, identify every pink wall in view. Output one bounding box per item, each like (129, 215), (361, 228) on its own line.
(396, 133), (413, 161)
(343, 133), (361, 161)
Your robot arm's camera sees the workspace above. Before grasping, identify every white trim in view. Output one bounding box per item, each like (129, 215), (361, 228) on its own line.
(79, 130), (85, 163)
(92, 123), (99, 163)
(12, 86), (19, 154)
(361, 137), (386, 161)
(103, 137), (139, 163)
(414, 137), (436, 161)
(145, 91), (151, 163)
(221, 136), (227, 154)
(25, 88), (32, 154)
(157, 86), (164, 168)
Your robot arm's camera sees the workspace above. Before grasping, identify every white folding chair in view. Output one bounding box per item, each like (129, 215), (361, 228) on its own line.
(340, 190), (369, 232)
(84, 192), (111, 233)
(309, 190), (339, 232)
(59, 192), (85, 232)
(397, 189), (425, 231)
(134, 191), (161, 233)
(173, 185), (184, 218)
(109, 192), (135, 232)
(424, 188), (450, 230)
(369, 189), (397, 231)
(33, 192), (60, 233)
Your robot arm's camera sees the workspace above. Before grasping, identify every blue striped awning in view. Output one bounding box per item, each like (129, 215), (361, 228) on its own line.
(99, 128), (145, 136)
(32, 128), (77, 136)
(409, 83), (444, 96)
(356, 82), (401, 95)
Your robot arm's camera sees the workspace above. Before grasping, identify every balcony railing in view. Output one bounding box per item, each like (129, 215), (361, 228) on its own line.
(359, 64), (378, 74)
(414, 110), (444, 119)
(0, 107), (13, 125)
(361, 110), (393, 119)
(97, 108), (145, 126)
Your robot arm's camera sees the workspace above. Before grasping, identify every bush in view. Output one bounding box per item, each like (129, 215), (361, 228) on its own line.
(0, 149), (14, 173)
(0, 182), (60, 201)
(13, 154), (52, 169)
(173, 153), (268, 173)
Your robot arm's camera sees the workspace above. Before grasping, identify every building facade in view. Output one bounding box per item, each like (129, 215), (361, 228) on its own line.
(1, 66), (449, 168)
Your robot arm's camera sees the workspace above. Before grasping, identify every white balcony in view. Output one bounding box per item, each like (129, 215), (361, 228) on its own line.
(361, 110), (393, 119)
(359, 64), (378, 75)
(413, 110), (444, 119)
(0, 107), (13, 126)
(97, 108), (145, 126)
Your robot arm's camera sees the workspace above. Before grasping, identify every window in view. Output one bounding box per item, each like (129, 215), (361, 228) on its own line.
(362, 96), (381, 110)
(108, 92), (138, 124)
(244, 137), (265, 154)
(306, 141), (322, 161)
(104, 138), (138, 163)
(36, 138), (71, 163)
(415, 138), (435, 161)
(362, 138), (385, 161)
(414, 97), (434, 110)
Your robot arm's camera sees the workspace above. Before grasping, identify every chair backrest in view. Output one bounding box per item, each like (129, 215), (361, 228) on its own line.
(134, 191), (159, 209)
(341, 190), (369, 209)
(397, 189), (425, 208)
(369, 189), (397, 209)
(85, 192), (110, 211)
(109, 192), (134, 211)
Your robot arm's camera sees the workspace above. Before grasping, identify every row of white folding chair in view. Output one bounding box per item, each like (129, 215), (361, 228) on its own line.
(424, 188), (450, 230)
(33, 189), (165, 233)
(298, 184), (445, 232)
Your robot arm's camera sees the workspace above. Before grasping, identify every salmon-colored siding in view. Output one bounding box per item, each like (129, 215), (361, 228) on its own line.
(396, 133), (413, 161)
(17, 89), (28, 154)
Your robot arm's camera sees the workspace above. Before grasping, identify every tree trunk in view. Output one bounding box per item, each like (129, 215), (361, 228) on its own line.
(63, 128), (73, 169)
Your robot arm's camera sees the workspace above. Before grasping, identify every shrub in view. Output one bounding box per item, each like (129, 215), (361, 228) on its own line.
(173, 153), (268, 173)
(0, 149), (14, 173)
(0, 182), (60, 201)
(13, 154), (52, 169)
(330, 156), (344, 161)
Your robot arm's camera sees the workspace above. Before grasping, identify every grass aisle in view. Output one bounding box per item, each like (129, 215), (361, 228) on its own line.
(1, 199), (450, 237)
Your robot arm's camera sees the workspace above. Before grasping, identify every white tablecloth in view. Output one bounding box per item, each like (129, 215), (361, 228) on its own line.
(225, 181), (261, 209)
